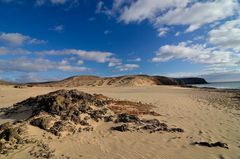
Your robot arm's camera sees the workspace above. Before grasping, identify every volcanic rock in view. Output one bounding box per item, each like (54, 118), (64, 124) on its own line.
(115, 113), (140, 123)
(5, 89), (183, 136)
(192, 141), (229, 149)
(30, 116), (52, 130)
(111, 124), (129, 132)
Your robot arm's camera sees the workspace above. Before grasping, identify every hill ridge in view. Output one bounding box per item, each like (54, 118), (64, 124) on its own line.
(27, 75), (207, 87)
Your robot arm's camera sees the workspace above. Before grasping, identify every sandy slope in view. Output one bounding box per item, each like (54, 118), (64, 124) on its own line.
(0, 85), (239, 159)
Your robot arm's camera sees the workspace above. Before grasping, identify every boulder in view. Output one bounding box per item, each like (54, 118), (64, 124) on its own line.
(111, 124), (129, 132)
(192, 141), (229, 149)
(115, 113), (140, 123)
(30, 116), (52, 130)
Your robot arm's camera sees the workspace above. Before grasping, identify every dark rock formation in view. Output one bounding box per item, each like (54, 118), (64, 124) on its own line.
(112, 114), (184, 133)
(111, 124), (129, 132)
(175, 78), (208, 85)
(192, 141), (229, 149)
(115, 113), (140, 123)
(11, 89), (110, 136)
(4, 89), (183, 137)
(30, 116), (52, 130)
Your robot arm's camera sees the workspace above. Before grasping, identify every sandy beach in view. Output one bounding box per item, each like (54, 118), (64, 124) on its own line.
(0, 85), (239, 159)
(1, 0), (240, 158)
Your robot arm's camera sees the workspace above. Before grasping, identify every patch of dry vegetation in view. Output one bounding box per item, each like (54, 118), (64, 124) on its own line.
(93, 93), (160, 116)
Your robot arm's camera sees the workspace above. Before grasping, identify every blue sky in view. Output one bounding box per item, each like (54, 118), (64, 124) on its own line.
(0, 0), (240, 82)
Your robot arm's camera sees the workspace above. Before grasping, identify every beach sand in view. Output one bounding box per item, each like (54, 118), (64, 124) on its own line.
(0, 85), (239, 159)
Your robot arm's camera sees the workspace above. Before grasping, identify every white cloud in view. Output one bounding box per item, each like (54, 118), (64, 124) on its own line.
(108, 57), (122, 67)
(175, 32), (180, 36)
(157, 27), (169, 37)
(68, 49), (114, 63)
(96, 1), (104, 13)
(208, 19), (240, 52)
(50, 0), (67, 5)
(76, 60), (84, 65)
(0, 58), (54, 72)
(104, 30), (112, 35)
(0, 47), (8, 54)
(155, 0), (238, 32)
(14, 74), (46, 83)
(0, 47), (31, 54)
(193, 35), (204, 41)
(37, 49), (122, 65)
(35, 0), (79, 8)
(52, 25), (64, 32)
(152, 42), (239, 65)
(103, 0), (239, 34)
(116, 64), (139, 71)
(119, 0), (188, 23)
(134, 57), (141, 62)
(11, 73), (61, 83)
(0, 32), (46, 46)
(0, 58), (90, 73)
(59, 59), (68, 65)
(0, 40), (139, 73)
(57, 65), (89, 72)
(96, 1), (115, 16)
(0, 47), (127, 71)
(35, 0), (45, 6)
(128, 57), (141, 62)
(0, 32), (28, 46)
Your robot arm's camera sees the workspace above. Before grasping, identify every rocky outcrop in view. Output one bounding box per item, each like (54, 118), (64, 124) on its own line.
(192, 141), (228, 149)
(0, 89), (184, 157)
(2, 89), (183, 137)
(111, 114), (184, 133)
(175, 78), (208, 85)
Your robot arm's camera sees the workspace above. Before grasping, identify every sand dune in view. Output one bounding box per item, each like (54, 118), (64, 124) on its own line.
(0, 85), (239, 159)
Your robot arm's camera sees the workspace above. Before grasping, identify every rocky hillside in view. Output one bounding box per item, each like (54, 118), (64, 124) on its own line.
(175, 78), (208, 85)
(30, 75), (207, 87)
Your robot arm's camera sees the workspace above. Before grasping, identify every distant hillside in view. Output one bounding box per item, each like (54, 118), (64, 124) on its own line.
(0, 80), (13, 85)
(30, 75), (207, 87)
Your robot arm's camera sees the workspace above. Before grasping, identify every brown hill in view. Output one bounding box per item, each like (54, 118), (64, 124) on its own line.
(28, 75), (206, 87)
(32, 75), (184, 87)
(0, 80), (13, 85)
